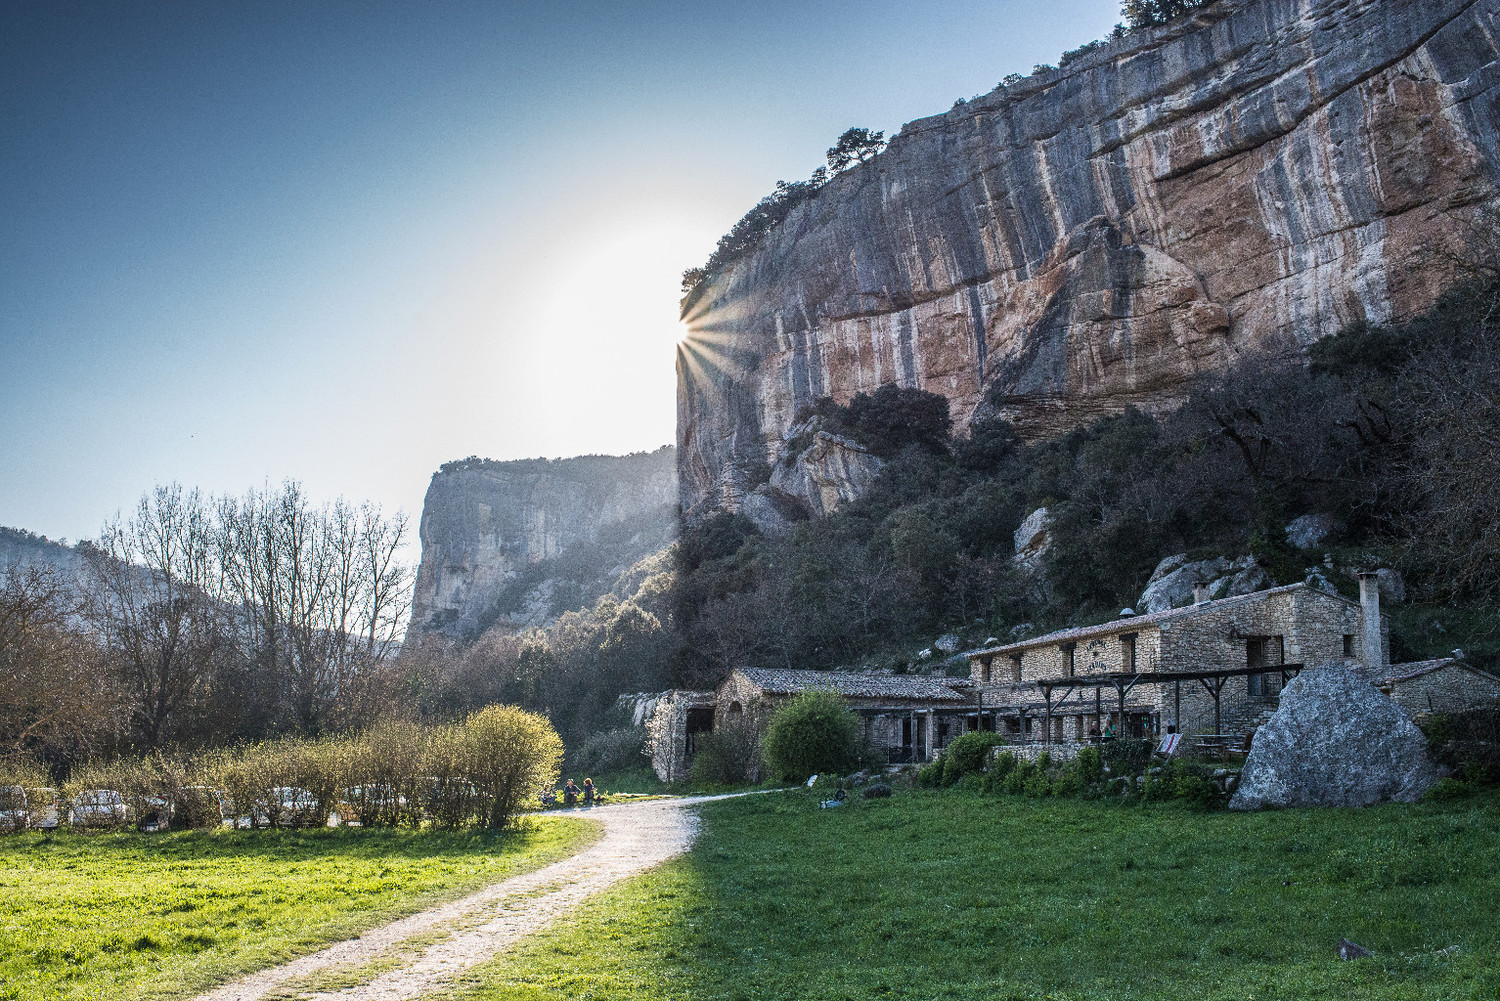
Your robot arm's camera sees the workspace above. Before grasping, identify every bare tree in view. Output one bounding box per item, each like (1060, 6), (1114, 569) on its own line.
(214, 482), (412, 735)
(0, 562), (117, 759)
(83, 485), (224, 749)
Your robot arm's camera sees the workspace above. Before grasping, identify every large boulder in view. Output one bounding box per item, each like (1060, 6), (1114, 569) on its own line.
(1137, 554), (1271, 613)
(1230, 663), (1442, 810)
(768, 430), (883, 519)
(1285, 513), (1342, 549)
(1012, 507), (1051, 569)
(1138, 555), (1230, 612)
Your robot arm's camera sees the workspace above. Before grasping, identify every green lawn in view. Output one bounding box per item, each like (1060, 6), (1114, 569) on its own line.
(0, 817), (597, 1001)
(430, 788), (1500, 1001)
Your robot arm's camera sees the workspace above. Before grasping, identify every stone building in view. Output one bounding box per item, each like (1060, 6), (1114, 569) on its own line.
(647, 668), (978, 781)
(646, 690), (717, 783)
(1380, 658), (1500, 716)
(648, 574), (1500, 779)
(964, 580), (1385, 746)
(718, 668), (978, 764)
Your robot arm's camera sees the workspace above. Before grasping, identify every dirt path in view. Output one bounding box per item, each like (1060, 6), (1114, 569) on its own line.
(198, 794), (741, 1001)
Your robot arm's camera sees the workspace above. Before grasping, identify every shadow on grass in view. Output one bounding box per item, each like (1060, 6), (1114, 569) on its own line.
(430, 787), (1500, 1000)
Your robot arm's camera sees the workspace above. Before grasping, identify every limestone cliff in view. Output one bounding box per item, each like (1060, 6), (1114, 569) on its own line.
(410, 448), (676, 640)
(678, 0), (1500, 520)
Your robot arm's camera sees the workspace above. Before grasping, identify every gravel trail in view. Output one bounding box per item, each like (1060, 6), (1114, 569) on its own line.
(198, 794), (738, 1001)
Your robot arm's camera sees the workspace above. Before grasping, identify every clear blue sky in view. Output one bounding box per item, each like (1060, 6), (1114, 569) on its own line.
(1, 0), (1123, 545)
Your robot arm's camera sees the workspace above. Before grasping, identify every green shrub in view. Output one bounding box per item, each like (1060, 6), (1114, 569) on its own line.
(983, 752), (1017, 793)
(1425, 777), (1472, 801)
(1101, 738), (1153, 775)
(462, 705), (564, 829)
(941, 732), (1008, 785)
(917, 759), (945, 788)
(1073, 746), (1103, 784)
(762, 690), (861, 781)
(1023, 770), (1053, 798)
(1003, 759), (1036, 796)
(1171, 774), (1220, 808)
(689, 727), (759, 787)
(1051, 769), (1084, 798)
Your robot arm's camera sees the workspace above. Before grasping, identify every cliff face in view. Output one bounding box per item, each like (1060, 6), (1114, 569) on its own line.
(678, 0), (1500, 520)
(410, 448), (677, 640)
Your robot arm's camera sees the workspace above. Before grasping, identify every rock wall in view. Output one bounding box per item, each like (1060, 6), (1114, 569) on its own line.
(678, 0), (1500, 520)
(410, 447), (677, 640)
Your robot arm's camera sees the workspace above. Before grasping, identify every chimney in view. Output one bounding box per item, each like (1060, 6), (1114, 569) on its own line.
(1193, 581), (1211, 604)
(1358, 571), (1384, 671)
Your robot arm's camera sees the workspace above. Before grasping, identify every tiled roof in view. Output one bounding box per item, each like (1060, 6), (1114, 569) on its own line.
(1385, 658), (1459, 682)
(965, 583), (1344, 657)
(733, 667), (972, 701)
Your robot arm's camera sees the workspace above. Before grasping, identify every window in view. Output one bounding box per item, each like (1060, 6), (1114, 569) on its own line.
(980, 656), (993, 683)
(1343, 634), (1355, 657)
(1121, 633), (1138, 673)
(1010, 655), (1023, 681)
(1061, 643), (1076, 677)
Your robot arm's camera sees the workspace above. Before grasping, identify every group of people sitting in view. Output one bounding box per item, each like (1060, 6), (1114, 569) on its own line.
(560, 778), (596, 807)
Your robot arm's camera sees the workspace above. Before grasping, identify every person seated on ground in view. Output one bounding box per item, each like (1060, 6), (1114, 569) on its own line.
(582, 777), (595, 807)
(563, 779), (579, 806)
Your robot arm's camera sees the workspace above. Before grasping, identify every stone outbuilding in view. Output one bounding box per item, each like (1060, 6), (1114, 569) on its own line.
(718, 667), (978, 764)
(647, 668), (979, 781)
(1379, 657), (1500, 716)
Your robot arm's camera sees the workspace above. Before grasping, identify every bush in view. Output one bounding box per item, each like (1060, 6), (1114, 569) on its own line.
(569, 727), (648, 777)
(917, 759), (944, 788)
(762, 690), (862, 782)
(1073, 746), (1103, 784)
(983, 751), (1017, 793)
(461, 705), (563, 829)
(346, 718), (426, 827)
(940, 732), (1008, 785)
(863, 782), (892, 799)
(689, 728), (758, 787)
(1101, 738), (1153, 775)
(1425, 777), (1472, 802)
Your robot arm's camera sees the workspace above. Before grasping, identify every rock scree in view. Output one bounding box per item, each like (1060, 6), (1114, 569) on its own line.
(1230, 663), (1442, 810)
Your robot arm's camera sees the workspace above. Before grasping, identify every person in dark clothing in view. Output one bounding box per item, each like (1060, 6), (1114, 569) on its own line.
(582, 778), (595, 807)
(563, 779), (579, 806)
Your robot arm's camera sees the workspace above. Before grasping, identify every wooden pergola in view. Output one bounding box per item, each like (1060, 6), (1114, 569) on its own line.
(1025, 664), (1305, 745)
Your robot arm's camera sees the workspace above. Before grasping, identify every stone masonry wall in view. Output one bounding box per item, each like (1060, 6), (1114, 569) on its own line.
(1388, 666), (1500, 715)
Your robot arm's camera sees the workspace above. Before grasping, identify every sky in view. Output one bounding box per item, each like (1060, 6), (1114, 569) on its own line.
(1, 0), (1123, 548)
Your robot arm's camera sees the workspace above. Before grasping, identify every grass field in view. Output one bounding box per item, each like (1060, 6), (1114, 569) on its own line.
(429, 787), (1500, 1001)
(0, 817), (597, 1001)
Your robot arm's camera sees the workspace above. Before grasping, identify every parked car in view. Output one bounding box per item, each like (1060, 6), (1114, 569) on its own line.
(26, 788), (61, 830)
(68, 789), (131, 828)
(172, 786), (227, 829)
(335, 784), (408, 827)
(138, 794), (173, 832)
(0, 786), (28, 832)
(250, 786), (323, 828)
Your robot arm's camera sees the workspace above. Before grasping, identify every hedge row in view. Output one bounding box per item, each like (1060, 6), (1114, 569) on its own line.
(1, 705), (562, 831)
(918, 736), (1225, 808)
